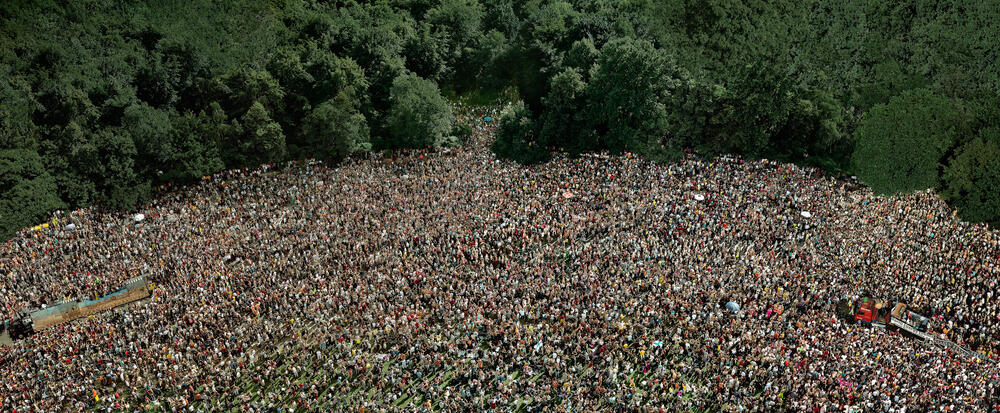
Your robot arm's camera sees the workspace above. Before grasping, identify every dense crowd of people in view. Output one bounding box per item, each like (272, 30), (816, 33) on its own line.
(1, 96), (999, 412)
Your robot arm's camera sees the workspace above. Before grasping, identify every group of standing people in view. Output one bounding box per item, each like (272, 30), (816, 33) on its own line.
(1, 97), (999, 412)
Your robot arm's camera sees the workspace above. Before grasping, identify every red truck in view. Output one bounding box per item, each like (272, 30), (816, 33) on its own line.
(853, 298), (893, 324)
(842, 297), (927, 334)
(838, 297), (987, 360)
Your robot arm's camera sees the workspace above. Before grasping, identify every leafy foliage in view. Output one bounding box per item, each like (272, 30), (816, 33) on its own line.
(0, 0), (466, 237)
(155, 111), (226, 183)
(712, 62), (794, 157)
(237, 101), (287, 166)
(941, 129), (1000, 226)
(486, 0), (998, 225)
(583, 38), (675, 155)
(386, 73), (452, 149)
(1, 0), (999, 237)
(491, 102), (549, 165)
(852, 89), (966, 195)
(538, 67), (588, 155)
(300, 93), (371, 163)
(0, 149), (66, 239)
(450, 122), (473, 144)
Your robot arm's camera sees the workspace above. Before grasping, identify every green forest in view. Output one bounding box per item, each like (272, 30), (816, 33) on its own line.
(1, 0), (998, 239)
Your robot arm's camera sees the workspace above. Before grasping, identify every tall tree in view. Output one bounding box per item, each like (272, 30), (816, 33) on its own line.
(0, 75), (39, 149)
(122, 103), (174, 179)
(585, 38), (676, 154)
(76, 129), (150, 210)
(425, 0), (484, 49)
(941, 129), (1000, 226)
(386, 73), (451, 149)
(662, 75), (726, 154)
(403, 23), (449, 82)
(712, 61), (794, 157)
(770, 88), (851, 169)
(0, 148), (66, 239)
(236, 101), (288, 166)
(147, 111), (226, 183)
(221, 70), (285, 119)
(425, 0), (486, 87)
(538, 67), (588, 155)
(563, 38), (599, 72)
(299, 92), (370, 163)
(852, 89), (967, 194)
(492, 102), (549, 164)
(483, 0), (520, 40)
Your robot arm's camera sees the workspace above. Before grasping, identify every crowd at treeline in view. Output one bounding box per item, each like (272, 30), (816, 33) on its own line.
(2, 100), (1000, 411)
(2, 0), (999, 240)
(489, 1), (1000, 227)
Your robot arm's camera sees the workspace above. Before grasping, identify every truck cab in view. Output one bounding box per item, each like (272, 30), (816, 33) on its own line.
(854, 299), (875, 323)
(854, 298), (891, 325)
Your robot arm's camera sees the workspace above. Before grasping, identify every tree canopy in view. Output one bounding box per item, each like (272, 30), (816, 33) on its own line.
(1, 0), (999, 238)
(0, 0), (471, 238)
(852, 89), (966, 195)
(386, 73), (452, 149)
(941, 129), (1000, 226)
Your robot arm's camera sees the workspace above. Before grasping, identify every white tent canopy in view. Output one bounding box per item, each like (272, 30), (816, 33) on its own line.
(64, 223), (76, 231)
(693, 194), (705, 201)
(800, 211), (812, 218)
(133, 214), (145, 222)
